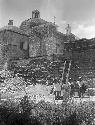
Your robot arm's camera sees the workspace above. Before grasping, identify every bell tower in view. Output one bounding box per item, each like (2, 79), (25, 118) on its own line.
(32, 10), (40, 19)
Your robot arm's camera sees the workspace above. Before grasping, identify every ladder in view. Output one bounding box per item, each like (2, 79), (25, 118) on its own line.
(61, 60), (72, 88)
(50, 60), (72, 100)
(54, 60), (71, 100)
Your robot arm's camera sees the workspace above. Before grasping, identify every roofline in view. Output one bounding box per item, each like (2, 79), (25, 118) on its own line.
(22, 18), (58, 27)
(32, 9), (40, 13)
(0, 29), (29, 37)
(30, 22), (58, 30)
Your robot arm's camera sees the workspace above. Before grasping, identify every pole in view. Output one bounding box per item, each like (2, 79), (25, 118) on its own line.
(54, 16), (56, 25)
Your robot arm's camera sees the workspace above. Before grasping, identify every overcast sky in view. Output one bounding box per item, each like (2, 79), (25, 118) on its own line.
(0, 0), (95, 39)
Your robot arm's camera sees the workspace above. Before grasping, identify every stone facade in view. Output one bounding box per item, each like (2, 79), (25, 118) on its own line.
(0, 10), (78, 69)
(0, 26), (29, 70)
(21, 22), (67, 57)
(29, 36), (41, 57)
(0, 29), (29, 59)
(20, 10), (77, 57)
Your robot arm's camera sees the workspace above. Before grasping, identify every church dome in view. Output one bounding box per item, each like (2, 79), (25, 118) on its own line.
(20, 18), (48, 33)
(20, 10), (49, 34)
(22, 18), (48, 27)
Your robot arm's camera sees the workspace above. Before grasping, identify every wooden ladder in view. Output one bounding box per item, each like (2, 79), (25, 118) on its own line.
(61, 60), (72, 87)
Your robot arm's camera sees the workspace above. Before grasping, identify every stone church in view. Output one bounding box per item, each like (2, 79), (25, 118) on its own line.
(0, 10), (78, 69)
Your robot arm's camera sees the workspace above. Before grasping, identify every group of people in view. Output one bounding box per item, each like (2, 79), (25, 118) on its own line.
(70, 81), (87, 98)
(51, 80), (87, 99)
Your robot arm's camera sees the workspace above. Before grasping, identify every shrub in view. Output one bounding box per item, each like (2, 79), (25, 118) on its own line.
(0, 96), (95, 125)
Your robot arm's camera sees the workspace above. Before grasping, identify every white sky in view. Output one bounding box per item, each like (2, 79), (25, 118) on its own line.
(0, 0), (95, 39)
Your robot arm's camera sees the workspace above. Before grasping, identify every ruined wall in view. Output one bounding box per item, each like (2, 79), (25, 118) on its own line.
(29, 36), (41, 57)
(4, 30), (29, 59)
(29, 35), (61, 57)
(0, 30), (29, 70)
(44, 34), (64, 56)
(20, 17), (65, 57)
(55, 37), (64, 54)
(0, 31), (7, 70)
(29, 33), (65, 57)
(44, 36), (56, 56)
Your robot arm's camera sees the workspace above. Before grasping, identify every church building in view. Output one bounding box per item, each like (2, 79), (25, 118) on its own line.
(0, 10), (78, 69)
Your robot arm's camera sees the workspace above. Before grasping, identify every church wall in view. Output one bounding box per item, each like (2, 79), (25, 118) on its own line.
(39, 37), (47, 56)
(0, 30), (29, 62)
(44, 35), (65, 56)
(29, 35), (57, 57)
(0, 31), (4, 43)
(56, 37), (64, 54)
(29, 33), (65, 58)
(29, 36), (41, 57)
(0, 43), (5, 70)
(44, 36), (57, 56)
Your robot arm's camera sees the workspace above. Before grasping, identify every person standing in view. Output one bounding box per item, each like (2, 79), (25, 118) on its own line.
(80, 82), (87, 97)
(70, 82), (75, 97)
(53, 82), (61, 97)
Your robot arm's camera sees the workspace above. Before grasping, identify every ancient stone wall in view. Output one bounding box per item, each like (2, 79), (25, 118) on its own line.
(0, 30), (29, 70)
(5, 31), (28, 58)
(44, 34), (65, 56)
(29, 36), (41, 57)
(44, 36), (56, 56)
(29, 33), (65, 57)
(20, 17), (66, 57)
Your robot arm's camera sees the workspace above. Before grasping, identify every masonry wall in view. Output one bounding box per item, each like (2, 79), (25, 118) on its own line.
(5, 31), (29, 59)
(29, 34), (65, 57)
(44, 36), (57, 56)
(44, 35), (65, 56)
(29, 36), (41, 57)
(0, 30), (29, 70)
(29, 35), (57, 57)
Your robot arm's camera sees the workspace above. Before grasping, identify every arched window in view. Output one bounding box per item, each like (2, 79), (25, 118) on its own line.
(35, 12), (39, 18)
(32, 10), (40, 19)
